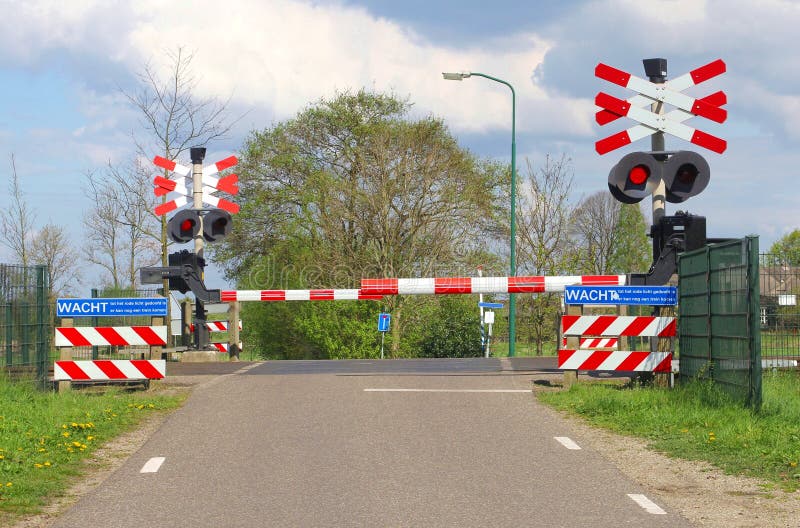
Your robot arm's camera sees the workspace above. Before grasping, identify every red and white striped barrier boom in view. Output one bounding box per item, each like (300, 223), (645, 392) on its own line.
(54, 360), (166, 381)
(558, 350), (672, 373)
(561, 315), (676, 337)
(360, 275), (625, 296)
(220, 289), (383, 302)
(55, 326), (168, 347)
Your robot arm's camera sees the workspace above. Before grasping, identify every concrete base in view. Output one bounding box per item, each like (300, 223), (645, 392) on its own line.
(180, 351), (222, 363)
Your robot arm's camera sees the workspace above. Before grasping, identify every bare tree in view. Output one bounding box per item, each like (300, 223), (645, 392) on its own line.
(570, 191), (621, 274)
(30, 223), (81, 297)
(81, 47), (237, 301)
(121, 46), (238, 269)
(82, 160), (162, 289)
(515, 154), (577, 355)
(83, 170), (124, 288)
(0, 154), (36, 266)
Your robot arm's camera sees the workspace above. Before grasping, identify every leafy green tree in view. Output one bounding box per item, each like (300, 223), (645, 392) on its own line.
(218, 90), (505, 358)
(768, 230), (800, 266)
(608, 203), (651, 274)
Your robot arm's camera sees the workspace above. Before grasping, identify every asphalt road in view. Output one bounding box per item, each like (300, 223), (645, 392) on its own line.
(53, 359), (691, 527)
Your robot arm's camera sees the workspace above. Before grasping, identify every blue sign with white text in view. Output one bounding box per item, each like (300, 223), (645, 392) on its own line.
(56, 298), (168, 318)
(564, 286), (677, 306)
(378, 313), (391, 332)
(478, 302), (504, 309)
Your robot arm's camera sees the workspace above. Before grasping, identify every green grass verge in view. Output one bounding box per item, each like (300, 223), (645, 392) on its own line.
(538, 371), (800, 492)
(0, 376), (187, 522)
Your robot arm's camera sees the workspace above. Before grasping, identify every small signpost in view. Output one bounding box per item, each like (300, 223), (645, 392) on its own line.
(378, 313), (391, 359)
(477, 302), (502, 357)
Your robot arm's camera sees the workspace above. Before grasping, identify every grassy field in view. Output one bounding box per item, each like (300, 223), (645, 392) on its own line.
(538, 370), (800, 491)
(0, 376), (187, 523)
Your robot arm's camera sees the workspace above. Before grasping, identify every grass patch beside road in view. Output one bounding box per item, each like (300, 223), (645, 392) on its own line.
(0, 376), (186, 523)
(538, 371), (800, 491)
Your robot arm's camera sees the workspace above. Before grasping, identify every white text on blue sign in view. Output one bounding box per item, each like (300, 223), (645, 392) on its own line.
(56, 298), (168, 318)
(564, 286), (677, 306)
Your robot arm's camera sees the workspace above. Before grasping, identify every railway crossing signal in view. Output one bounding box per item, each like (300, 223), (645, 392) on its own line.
(608, 150), (710, 204)
(594, 58), (727, 154)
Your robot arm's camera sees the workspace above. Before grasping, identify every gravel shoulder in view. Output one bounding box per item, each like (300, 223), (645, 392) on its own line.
(12, 372), (800, 528)
(530, 373), (800, 528)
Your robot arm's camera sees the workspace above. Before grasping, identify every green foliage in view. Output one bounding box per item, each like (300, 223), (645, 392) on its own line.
(608, 203), (651, 274)
(768, 230), (800, 266)
(539, 371), (800, 491)
(414, 296), (483, 358)
(217, 89), (507, 357)
(0, 376), (185, 520)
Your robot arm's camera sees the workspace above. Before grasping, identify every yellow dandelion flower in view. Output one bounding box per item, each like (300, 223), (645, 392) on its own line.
(790, 461), (798, 468)
(34, 463), (43, 469)
(38, 448), (46, 453)
(86, 436), (95, 441)
(0, 454), (5, 460)
(44, 462), (51, 467)
(72, 441), (82, 448)
(62, 432), (70, 438)
(6, 482), (12, 487)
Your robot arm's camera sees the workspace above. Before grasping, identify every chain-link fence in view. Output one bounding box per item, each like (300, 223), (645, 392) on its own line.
(0, 264), (50, 386)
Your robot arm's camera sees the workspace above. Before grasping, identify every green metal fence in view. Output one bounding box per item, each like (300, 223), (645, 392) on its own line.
(678, 237), (762, 408)
(0, 264), (51, 386)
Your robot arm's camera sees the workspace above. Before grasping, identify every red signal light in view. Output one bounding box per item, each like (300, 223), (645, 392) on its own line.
(628, 165), (650, 185)
(180, 219), (195, 232)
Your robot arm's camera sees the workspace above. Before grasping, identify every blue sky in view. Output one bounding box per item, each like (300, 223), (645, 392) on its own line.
(1, 0), (799, 294)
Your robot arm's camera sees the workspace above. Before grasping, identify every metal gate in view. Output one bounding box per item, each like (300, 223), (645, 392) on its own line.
(678, 237), (762, 408)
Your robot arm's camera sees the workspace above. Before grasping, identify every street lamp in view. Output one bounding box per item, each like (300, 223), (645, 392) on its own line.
(442, 70), (517, 357)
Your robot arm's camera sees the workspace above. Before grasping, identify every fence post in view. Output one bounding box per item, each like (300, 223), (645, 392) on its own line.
(563, 303), (582, 387)
(58, 318), (74, 392)
(35, 265), (49, 388)
(150, 316), (164, 360)
(228, 301), (241, 360)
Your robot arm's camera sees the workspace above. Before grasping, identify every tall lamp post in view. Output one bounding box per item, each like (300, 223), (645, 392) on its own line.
(442, 71), (517, 357)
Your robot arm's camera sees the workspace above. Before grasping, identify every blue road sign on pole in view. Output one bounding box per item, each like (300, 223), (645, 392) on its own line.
(56, 298), (168, 318)
(563, 286), (677, 306)
(378, 313), (391, 332)
(478, 302), (504, 309)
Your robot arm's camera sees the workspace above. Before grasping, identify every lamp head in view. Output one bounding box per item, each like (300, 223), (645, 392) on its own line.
(442, 71), (471, 80)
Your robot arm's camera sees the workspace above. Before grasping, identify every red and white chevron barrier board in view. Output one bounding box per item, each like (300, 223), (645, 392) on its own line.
(220, 289), (383, 302)
(561, 316), (676, 337)
(55, 326), (168, 347)
(562, 337), (618, 349)
(202, 155), (238, 177)
(153, 156), (190, 176)
(211, 342), (243, 353)
(360, 275), (625, 296)
(189, 321), (243, 332)
(54, 360), (166, 381)
(558, 350), (672, 373)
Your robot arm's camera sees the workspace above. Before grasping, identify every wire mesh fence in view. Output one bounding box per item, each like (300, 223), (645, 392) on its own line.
(0, 264), (50, 386)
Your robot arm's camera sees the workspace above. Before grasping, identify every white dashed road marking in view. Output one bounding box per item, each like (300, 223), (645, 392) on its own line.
(554, 436), (582, 450)
(140, 457), (166, 474)
(627, 493), (667, 515)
